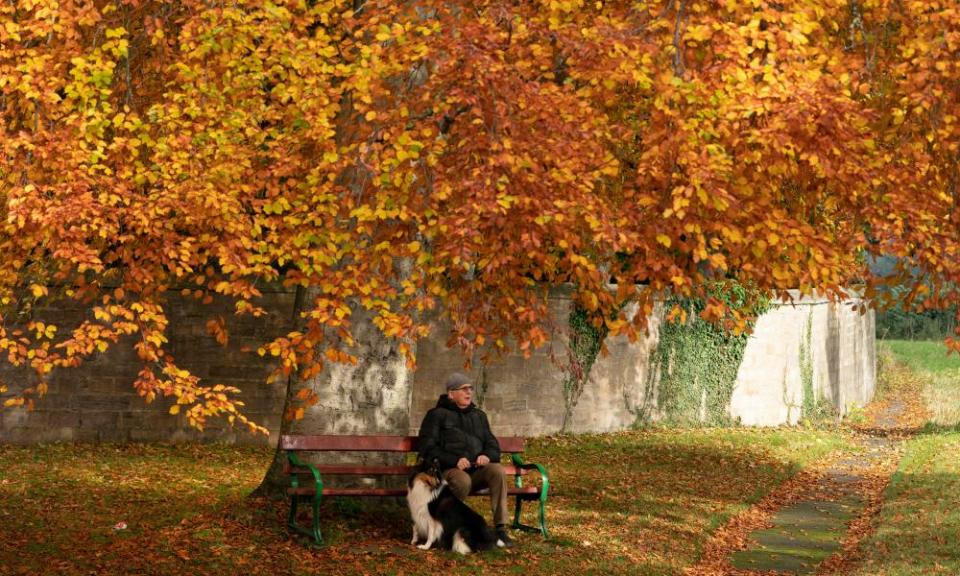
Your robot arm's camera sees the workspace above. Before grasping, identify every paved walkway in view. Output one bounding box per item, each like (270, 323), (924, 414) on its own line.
(729, 432), (896, 574)
(725, 390), (917, 576)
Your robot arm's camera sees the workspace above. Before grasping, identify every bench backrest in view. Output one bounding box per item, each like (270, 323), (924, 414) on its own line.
(281, 434), (526, 454)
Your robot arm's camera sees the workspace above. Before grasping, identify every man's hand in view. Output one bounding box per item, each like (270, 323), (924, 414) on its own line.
(456, 457), (471, 470)
(476, 454), (490, 467)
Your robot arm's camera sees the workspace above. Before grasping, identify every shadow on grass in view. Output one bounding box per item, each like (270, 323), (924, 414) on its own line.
(916, 422), (960, 436)
(0, 434), (832, 576)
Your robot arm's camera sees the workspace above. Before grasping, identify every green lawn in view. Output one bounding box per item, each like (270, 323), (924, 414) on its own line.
(8, 342), (958, 575)
(851, 341), (960, 575)
(0, 429), (848, 576)
(883, 340), (960, 375)
(853, 431), (960, 576)
(882, 340), (960, 426)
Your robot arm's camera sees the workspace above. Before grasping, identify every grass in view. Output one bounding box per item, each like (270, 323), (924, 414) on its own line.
(852, 432), (960, 576)
(883, 340), (960, 426)
(849, 340), (960, 575)
(882, 340), (960, 375)
(0, 428), (849, 576)
(9, 341), (956, 575)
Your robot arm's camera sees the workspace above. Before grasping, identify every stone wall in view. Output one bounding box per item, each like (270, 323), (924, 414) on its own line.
(0, 289), (875, 445)
(411, 292), (876, 436)
(729, 292), (876, 426)
(409, 297), (665, 436)
(0, 290), (295, 445)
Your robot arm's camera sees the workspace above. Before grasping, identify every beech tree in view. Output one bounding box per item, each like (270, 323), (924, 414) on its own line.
(2, 0), (960, 438)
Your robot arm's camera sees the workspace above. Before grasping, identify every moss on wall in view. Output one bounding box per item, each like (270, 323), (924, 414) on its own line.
(800, 308), (835, 422)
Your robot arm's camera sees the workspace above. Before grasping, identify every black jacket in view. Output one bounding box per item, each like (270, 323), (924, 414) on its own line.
(417, 395), (501, 471)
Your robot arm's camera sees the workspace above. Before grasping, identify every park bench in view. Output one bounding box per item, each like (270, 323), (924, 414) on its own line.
(282, 434), (550, 546)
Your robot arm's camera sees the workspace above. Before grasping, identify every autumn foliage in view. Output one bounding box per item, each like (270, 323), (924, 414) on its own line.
(2, 0), (959, 430)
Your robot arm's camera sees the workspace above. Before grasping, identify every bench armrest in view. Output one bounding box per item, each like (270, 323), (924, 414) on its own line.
(510, 453), (549, 494)
(287, 452), (323, 493)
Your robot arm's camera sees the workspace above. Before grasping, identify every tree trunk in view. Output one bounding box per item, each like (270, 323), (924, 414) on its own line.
(251, 287), (415, 499)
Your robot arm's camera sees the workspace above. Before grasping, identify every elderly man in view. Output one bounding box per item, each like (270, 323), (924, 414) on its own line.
(416, 372), (513, 547)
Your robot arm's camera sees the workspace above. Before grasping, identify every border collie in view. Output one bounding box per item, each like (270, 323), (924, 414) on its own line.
(406, 461), (504, 554)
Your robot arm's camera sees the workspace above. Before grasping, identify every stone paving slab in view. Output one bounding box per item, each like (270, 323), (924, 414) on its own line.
(731, 548), (825, 574)
(721, 398), (910, 575)
(730, 445), (887, 574)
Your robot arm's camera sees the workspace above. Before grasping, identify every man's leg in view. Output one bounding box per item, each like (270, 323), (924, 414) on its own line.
(442, 468), (472, 500)
(471, 463), (513, 546)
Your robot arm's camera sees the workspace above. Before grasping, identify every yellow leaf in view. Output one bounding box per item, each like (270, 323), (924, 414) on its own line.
(656, 234), (672, 248)
(169, 405), (180, 415)
(30, 284), (47, 298)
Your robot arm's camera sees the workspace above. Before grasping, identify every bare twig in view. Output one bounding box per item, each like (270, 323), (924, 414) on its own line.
(673, 0), (687, 77)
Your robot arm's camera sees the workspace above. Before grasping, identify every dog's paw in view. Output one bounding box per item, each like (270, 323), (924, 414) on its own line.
(417, 543), (431, 550)
(496, 539), (505, 548)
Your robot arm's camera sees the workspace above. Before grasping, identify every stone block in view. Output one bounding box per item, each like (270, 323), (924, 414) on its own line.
(78, 394), (133, 412)
(76, 377), (127, 395)
(73, 426), (105, 442)
(78, 411), (119, 431)
(39, 410), (81, 429)
(502, 399), (528, 412)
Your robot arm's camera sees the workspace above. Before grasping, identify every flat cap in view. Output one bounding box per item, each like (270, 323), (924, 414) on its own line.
(444, 372), (471, 391)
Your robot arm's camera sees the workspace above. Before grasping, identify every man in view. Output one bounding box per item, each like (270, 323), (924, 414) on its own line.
(417, 372), (514, 547)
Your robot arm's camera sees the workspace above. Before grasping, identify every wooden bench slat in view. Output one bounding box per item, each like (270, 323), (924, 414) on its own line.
(286, 465), (414, 475)
(495, 437), (526, 453)
(284, 464), (529, 476)
(475, 487), (540, 496)
(281, 434), (527, 453)
(288, 486), (541, 497)
(281, 435), (418, 451)
(290, 487), (408, 497)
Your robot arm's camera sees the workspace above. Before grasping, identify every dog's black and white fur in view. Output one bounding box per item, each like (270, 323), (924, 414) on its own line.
(406, 461), (504, 554)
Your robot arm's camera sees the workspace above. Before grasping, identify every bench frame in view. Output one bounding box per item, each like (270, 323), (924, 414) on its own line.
(281, 434), (550, 546)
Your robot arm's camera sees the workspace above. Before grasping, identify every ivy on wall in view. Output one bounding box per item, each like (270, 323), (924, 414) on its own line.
(648, 283), (769, 426)
(561, 304), (609, 431)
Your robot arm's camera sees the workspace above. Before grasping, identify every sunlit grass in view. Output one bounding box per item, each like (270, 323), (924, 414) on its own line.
(852, 343), (960, 575)
(881, 340), (960, 426)
(882, 340), (960, 375)
(853, 432), (960, 576)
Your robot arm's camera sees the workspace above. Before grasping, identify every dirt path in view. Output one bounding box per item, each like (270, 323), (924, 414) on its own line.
(687, 360), (928, 576)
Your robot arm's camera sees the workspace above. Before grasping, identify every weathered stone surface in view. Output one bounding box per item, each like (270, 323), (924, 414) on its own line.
(0, 289), (292, 445)
(0, 288), (874, 444)
(729, 291), (876, 426)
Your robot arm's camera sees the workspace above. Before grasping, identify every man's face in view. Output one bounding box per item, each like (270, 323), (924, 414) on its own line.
(448, 384), (474, 408)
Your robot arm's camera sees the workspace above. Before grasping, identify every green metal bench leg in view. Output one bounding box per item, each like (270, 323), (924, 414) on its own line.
(510, 454), (550, 538)
(288, 494), (299, 533)
(287, 452), (324, 546)
(512, 494), (524, 530)
(288, 493), (324, 546)
(537, 494), (549, 538)
(310, 492), (323, 545)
